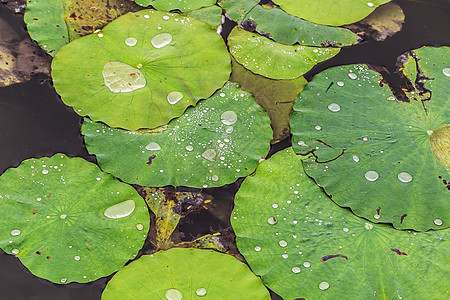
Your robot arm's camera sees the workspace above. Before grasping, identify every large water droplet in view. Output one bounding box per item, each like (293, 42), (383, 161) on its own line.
(202, 149), (216, 162)
(146, 142), (161, 151)
(434, 218), (443, 226)
(125, 37), (138, 47)
(443, 68), (450, 77)
(151, 33), (172, 48)
(165, 288), (182, 300)
(136, 224), (144, 230)
(279, 240), (287, 247)
(196, 287), (207, 297)
(348, 73), (357, 80)
(365, 170), (379, 181)
(291, 266), (301, 274)
(10, 229), (21, 236)
(104, 200), (136, 219)
(167, 91), (184, 105)
(221, 111), (238, 125)
(11, 248), (19, 255)
(397, 172), (412, 183)
(103, 62), (146, 93)
(303, 262), (311, 268)
(267, 217), (278, 225)
(319, 281), (329, 290)
(328, 103), (341, 112)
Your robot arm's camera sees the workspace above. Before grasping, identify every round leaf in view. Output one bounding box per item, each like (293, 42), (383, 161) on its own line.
(82, 82), (272, 188)
(52, 9), (231, 130)
(102, 248), (270, 299)
(272, 0), (390, 26)
(135, 0), (215, 12)
(290, 48), (449, 230)
(228, 27), (340, 79)
(232, 148), (449, 299)
(0, 154), (149, 284)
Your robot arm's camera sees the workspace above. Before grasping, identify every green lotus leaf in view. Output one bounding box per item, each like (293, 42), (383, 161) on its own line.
(0, 154), (149, 284)
(232, 148), (449, 299)
(230, 57), (307, 143)
(82, 82), (271, 188)
(135, 0), (215, 12)
(185, 5), (223, 30)
(219, 0), (357, 46)
(24, 0), (135, 56)
(228, 27), (340, 79)
(272, 0), (390, 26)
(102, 248), (270, 299)
(52, 10), (231, 130)
(290, 47), (449, 230)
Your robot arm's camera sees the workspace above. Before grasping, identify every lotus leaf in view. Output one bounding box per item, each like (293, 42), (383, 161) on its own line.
(0, 154), (149, 284)
(24, 0), (135, 56)
(232, 148), (449, 299)
(102, 248), (270, 299)
(135, 0), (215, 12)
(219, 0), (357, 46)
(272, 0), (390, 26)
(82, 82), (271, 188)
(228, 27), (340, 79)
(185, 5), (223, 29)
(290, 48), (449, 230)
(52, 9), (230, 130)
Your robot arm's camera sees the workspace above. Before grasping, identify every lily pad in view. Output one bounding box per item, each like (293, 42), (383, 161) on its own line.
(219, 0), (358, 46)
(52, 10), (231, 130)
(232, 148), (449, 299)
(135, 0), (215, 12)
(290, 47), (449, 230)
(24, 0), (136, 56)
(228, 27), (340, 79)
(185, 5), (223, 30)
(82, 82), (271, 188)
(0, 154), (149, 284)
(102, 248), (271, 299)
(272, 0), (390, 26)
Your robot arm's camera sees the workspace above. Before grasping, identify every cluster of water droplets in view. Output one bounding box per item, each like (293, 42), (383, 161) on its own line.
(164, 287), (207, 299)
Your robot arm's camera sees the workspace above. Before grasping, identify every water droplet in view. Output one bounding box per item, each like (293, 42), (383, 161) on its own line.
(96, 177), (101, 181)
(434, 218), (443, 226)
(319, 281), (329, 290)
(202, 149), (216, 162)
(365, 170), (379, 181)
(387, 96), (396, 101)
(162, 15), (170, 20)
(196, 287), (207, 297)
(136, 224), (144, 230)
(11, 248), (19, 255)
(303, 262), (311, 268)
(97, 33), (104, 38)
(254, 246), (261, 251)
(125, 37), (137, 47)
(327, 103), (341, 112)
(137, 63), (143, 69)
(348, 73), (357, 80)
(103, 62), (146, 93)
(282, 253), (288, 259)
(225, 126), (234, 133)
(42, 169), (49, 175)
(279, 240), (287, 247)
(74, 256), (80, 261)
(272, 204), (278, 208)
(297, 141), (307, 147)
(352, 155), (360, 162)
(443, 68), (450, 77)
(221, 111), (238, 125)
(37, 197), (42, 201)
(365, 223), (374, 230)
(336, 81), (344, 87)
(367, 2), (374, 7)
(342, 227), (349, 232)
(291, 266), (301, 273)
(398, 172), (412, 183)
(60, 214), (67, 219)
(104, 200), (136, 219)
(267, 217), (278, 225)
(219, 92), (226, 97)
(185, 145), (193, 151)
(211, 175), (219, 182)
(144, 14), (150, 19)
(10, 229), (21, 236)
(60, 278), (67, 283)
(167, 91), (184, 105)
(165, 288), (182, 300)
(363, 136), (369, 141)
(146, 142), (161, 151)
(315, 125), (322, 130)
(151, 33), (172, 48)
(374, 214), (380, 220)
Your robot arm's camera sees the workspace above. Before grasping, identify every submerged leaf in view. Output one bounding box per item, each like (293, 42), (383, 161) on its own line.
(82, 82), (271, 188)
(52, 10), (230, 130)
(102, 248), (270, 299)
(0, 154), (149, 284)
(232, 148), (449, 299)
(135, 0), (215, 12)
(290, 47), (449, 230)
(228, 27), (340, 79)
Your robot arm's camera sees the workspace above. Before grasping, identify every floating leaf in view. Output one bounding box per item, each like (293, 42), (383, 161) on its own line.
(272, 0), (390, 26)
(232, 148), (449, 299)
(290, 47), (449, 230)
(185, 5), (223, 30)
(228, 27), (340, 79)
(82, 82), (271, 188)
(24, 0), (136, 56)
(135, 0), (215, 12)
(219, 0), (357, 46)
(102, 248), (270, 299)
(230, 57), (307, 142)
(0, 154), (149, 284)
(52, 10), (230, 130)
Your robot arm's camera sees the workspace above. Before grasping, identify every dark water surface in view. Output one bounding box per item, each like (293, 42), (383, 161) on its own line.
(0, 1), (449, 299)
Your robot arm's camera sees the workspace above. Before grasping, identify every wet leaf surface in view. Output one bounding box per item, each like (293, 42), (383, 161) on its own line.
(0, 154), (149, 284)
(135, 0), (216, 12)
(102, 248), (271, 299)
(232, 148), (449, 299)
(52, 9), (231, 130)
(290, 47), (449, 230)
(185, 5), (223, 30)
